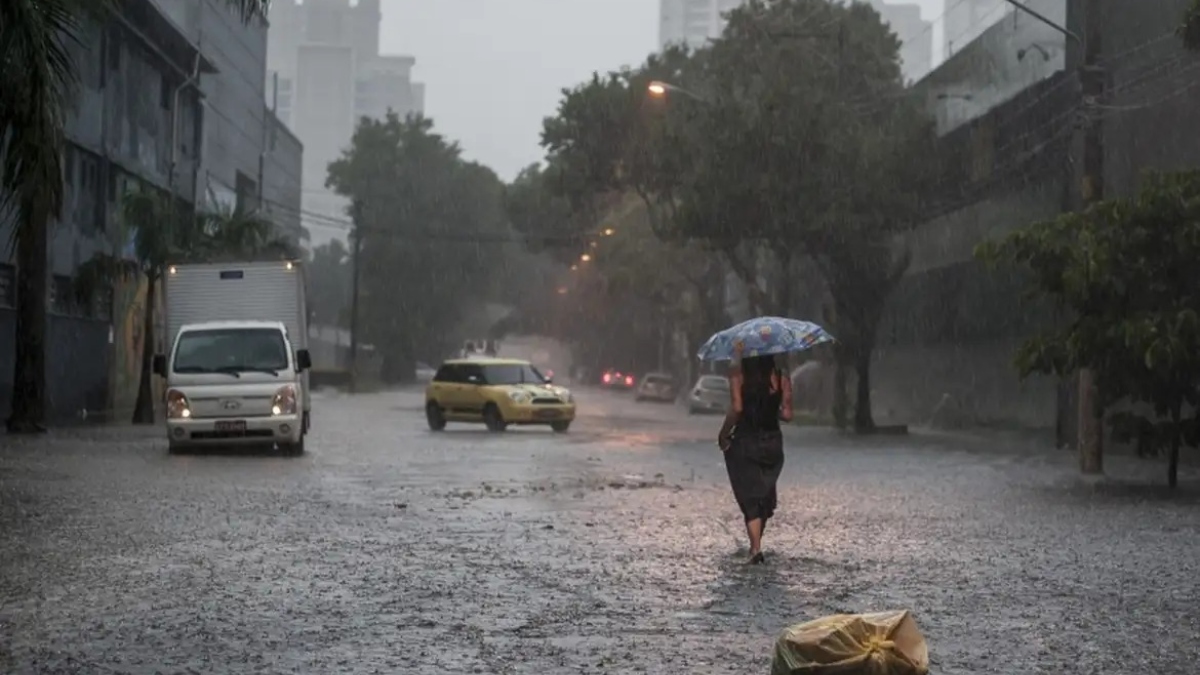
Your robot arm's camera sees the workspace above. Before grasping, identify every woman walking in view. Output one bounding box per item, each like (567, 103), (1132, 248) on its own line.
(718, 344), (792, 564)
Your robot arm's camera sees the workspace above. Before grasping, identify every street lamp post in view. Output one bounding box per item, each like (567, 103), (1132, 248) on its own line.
(647, 80), (708, 103)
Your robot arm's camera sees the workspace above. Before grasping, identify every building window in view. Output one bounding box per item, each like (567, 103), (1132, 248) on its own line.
(0, 264), (14, 308)
(235, 171), (258, 213)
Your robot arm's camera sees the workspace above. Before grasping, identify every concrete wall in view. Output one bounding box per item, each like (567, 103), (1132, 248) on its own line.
(874, 69), (1075, 432)
(874, 183), (1066, 429)
(1095, 0), (1200, 196)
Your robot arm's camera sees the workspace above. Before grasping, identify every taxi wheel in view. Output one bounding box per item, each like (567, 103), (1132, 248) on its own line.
(426, 401), (447, 431)
(550, 421), (571, 433)
(483, 403), (507, 432)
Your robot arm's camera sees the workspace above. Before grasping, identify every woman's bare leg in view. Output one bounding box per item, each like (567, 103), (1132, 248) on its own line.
(745, 518), (764, 557)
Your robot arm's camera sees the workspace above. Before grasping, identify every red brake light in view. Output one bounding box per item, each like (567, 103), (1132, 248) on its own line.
(603, 373), (611, 383)
(625, 376), (634, 385)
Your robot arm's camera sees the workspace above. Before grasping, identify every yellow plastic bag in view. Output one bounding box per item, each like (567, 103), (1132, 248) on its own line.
(770, 610), (930, 675)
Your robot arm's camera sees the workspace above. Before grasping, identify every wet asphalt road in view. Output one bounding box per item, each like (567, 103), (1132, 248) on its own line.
(2, 387), (1199, 674)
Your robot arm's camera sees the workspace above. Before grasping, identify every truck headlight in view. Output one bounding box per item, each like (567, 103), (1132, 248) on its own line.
(166, 389), (191, 419)
(507, 391), (531, 404)
(272, 385), (298, 415)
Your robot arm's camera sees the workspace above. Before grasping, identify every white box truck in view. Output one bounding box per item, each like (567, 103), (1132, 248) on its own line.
(153, 260), (312, 455)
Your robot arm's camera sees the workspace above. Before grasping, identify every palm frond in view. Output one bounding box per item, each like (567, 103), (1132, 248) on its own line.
(0, 0), (101, 247)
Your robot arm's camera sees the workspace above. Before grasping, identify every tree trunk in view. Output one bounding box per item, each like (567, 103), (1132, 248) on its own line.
(1077, 368), (1103, 474)
(852, 346), (875, 433)
(1168, 402), (1182, 489)
(832, 344), (849, 430)
(132, 275), (157, 424)
(7, 215), (50, 433)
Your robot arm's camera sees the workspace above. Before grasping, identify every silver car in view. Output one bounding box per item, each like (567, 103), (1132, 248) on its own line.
(688, 375), (730, 414)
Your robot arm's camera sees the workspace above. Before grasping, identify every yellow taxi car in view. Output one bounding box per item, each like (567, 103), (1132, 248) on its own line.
(424, 358), (576, 433)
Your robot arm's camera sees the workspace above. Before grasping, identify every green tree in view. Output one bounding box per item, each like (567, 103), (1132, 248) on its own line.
(1, 0), (269, 432)
(675, 0), (938, 431)
(306, 240), (352, 329)
(327, 113), (510, 381)
(75, 191), (292, 424)
(977, 170), (1200, 488)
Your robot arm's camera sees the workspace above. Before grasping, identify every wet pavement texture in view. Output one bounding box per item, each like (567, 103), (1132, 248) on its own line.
(2, 387), (1199, 674)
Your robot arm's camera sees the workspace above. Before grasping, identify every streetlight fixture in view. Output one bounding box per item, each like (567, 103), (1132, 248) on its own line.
(603, 228), (615, 236)
(580, 253), (592, 262)
(647, 80), (707, 102)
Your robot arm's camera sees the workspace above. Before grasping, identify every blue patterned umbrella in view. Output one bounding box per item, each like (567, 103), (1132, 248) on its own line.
(697, 316), (835, 361)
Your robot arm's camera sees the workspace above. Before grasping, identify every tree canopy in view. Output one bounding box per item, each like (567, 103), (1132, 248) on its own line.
(977, 170), (1200, 487)
(525, 0), (938, 429)
(327, 113), (513, 380)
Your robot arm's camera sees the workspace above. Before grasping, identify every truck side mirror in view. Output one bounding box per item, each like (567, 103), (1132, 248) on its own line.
(296, 349), (312, 371)
(152, 354), (166, 377)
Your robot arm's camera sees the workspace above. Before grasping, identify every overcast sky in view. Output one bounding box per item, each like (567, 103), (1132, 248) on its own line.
(378, 0), (945, 182)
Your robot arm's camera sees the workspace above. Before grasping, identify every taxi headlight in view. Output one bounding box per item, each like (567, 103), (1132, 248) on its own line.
(166, 389), (191, 419)
(507, 391), (532, 404)
(272, 384), (298, 416)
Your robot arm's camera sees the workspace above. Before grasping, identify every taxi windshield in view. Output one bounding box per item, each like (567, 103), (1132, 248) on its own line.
(481, 363), (546, 385)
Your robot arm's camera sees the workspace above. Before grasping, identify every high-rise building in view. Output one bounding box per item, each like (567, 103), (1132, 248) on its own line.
(658, 0), (745, 49)
(266, 0), (425, 247)
(868, 1), (932, 83)
(658, 0), (932, 82)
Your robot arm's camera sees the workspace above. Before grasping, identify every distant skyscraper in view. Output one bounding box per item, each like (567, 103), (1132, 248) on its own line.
(266, 0), (425, 246)
(658, 0), (744, 49)
(868, 0), (932, 83)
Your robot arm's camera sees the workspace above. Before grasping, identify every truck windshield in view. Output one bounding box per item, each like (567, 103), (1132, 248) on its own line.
(173, 328), (289, 375)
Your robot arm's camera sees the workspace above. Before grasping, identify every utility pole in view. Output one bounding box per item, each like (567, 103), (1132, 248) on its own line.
(1077, 0), (1105, 475)
(1004, 0), (1102, 473)
(348, 202), (363, 393)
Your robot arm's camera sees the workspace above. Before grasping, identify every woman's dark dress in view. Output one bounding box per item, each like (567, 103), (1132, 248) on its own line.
(725, 371), (785, 523)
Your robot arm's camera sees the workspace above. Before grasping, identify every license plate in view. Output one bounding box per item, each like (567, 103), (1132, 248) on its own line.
(534, 409), (562, 419)
(215, 420), (246, 433)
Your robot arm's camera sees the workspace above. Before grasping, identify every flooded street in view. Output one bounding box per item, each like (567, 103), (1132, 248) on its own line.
(2, 388), (1198, 674)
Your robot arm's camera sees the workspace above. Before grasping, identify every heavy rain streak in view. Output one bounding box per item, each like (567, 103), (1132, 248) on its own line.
(5, 0), (1200, 673)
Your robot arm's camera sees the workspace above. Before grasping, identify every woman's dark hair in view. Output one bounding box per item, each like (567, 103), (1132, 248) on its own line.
(741, 354), (777, 388)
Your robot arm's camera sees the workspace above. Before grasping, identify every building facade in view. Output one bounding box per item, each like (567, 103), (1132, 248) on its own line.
(266, 0), (426, 248)
(0, 0), (302, 424)
(876, 0), (1200, 440)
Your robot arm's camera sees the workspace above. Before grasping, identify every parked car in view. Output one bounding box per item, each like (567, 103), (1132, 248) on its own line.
(600, 368), (636, 390)
(415, 362), (437, 383)
(635, 372), (677, 402)
(424, 358), (575, 433)
(688, 375), (731, 414)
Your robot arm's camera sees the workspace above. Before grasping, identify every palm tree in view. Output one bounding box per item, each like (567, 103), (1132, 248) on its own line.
(76, 190), (295, 424)
(0, 0), (269, 432)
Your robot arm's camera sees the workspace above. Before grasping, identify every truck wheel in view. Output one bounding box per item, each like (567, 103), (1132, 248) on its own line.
(550, 421), (571, 433)
(426, 401), (447, 431)
(483, 404), (507, 432)
(281, 435), (305, 457)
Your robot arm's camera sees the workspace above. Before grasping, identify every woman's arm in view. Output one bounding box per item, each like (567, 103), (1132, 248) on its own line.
(779, 373), (794, 422)
(718, 371), (743, 449)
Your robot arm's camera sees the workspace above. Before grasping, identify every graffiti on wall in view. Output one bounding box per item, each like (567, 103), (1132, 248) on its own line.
(110, 275), (164, 419)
